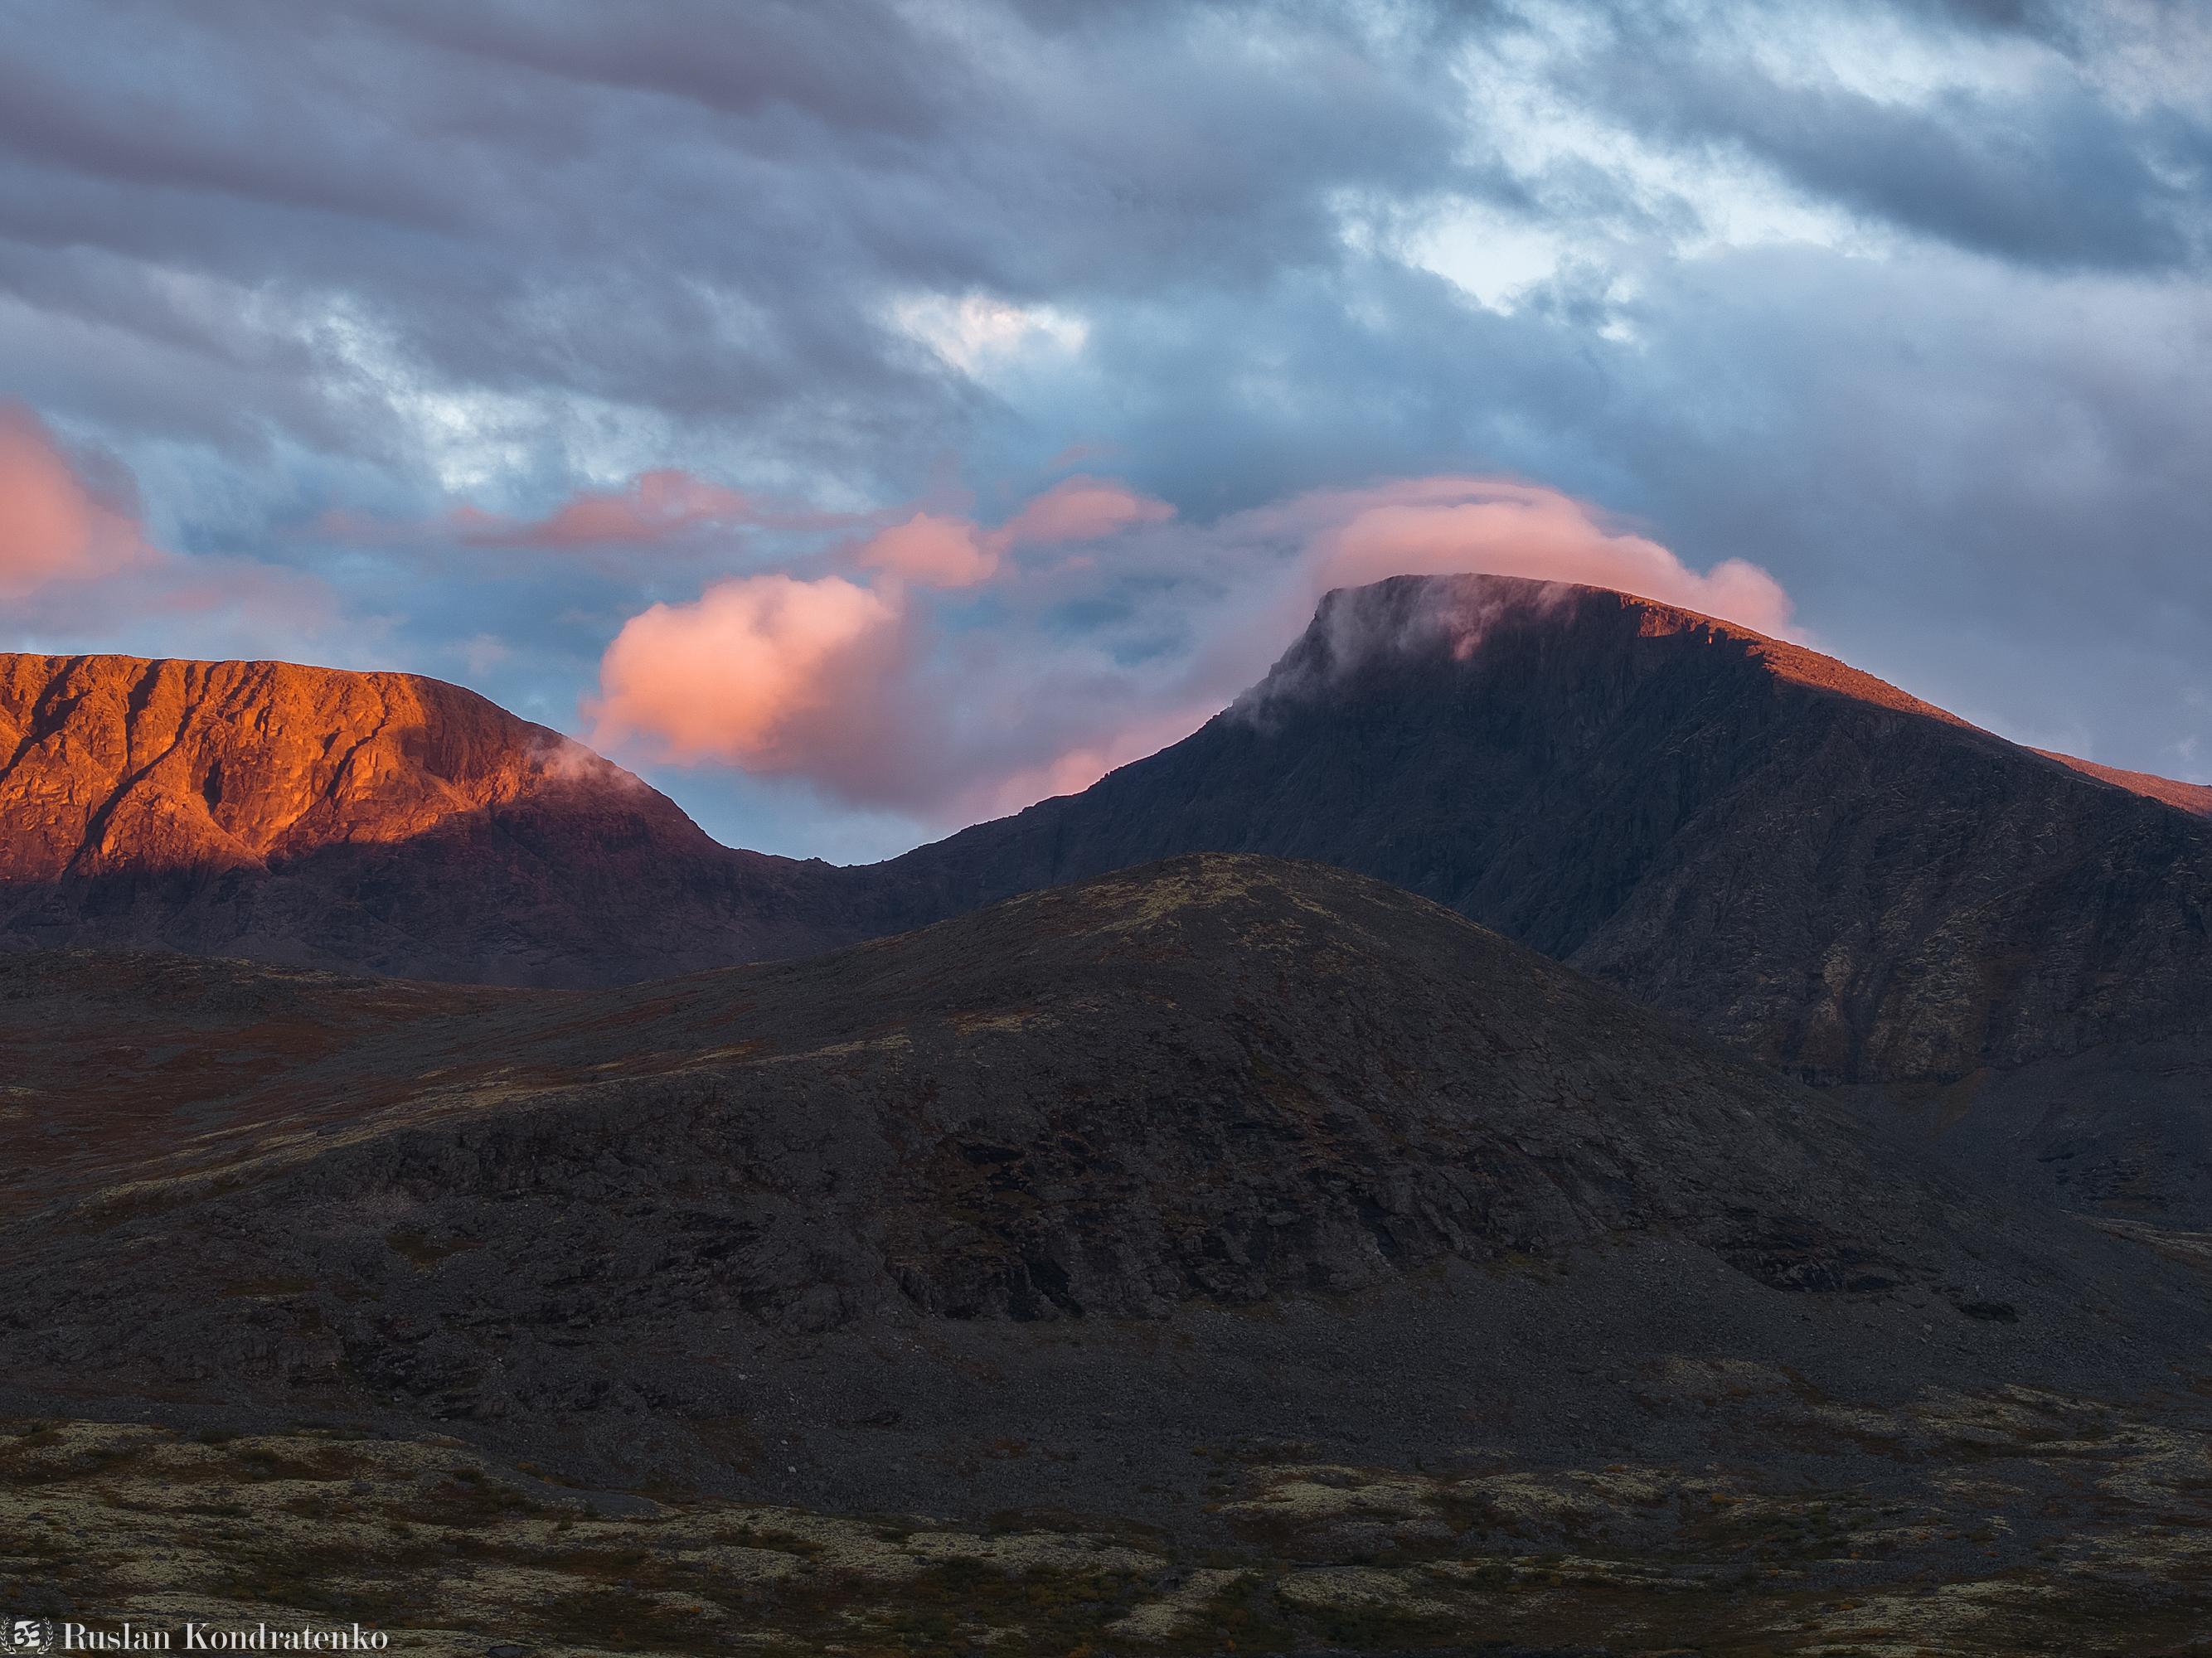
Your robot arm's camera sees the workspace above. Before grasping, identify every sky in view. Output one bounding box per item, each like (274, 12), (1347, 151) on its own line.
(2, 0), (2208, 863)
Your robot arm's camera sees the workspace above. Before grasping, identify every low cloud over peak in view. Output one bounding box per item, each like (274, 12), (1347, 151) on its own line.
(575, 470), (1794, 821)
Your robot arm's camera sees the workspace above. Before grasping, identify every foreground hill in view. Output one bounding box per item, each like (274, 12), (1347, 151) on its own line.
(0, 652), (854, 982)
(4, 857), (2209, 1647)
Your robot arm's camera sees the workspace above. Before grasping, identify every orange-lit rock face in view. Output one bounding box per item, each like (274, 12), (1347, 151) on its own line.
(0, 653), (861, 987)
(0, 654), (607, 881)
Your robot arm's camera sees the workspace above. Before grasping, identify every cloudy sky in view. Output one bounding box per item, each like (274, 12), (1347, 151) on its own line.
(2, 0), (2208, 861)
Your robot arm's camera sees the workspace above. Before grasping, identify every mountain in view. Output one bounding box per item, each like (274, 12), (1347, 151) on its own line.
(871, 575), (2212, 1090)
(5, 856), (2204, 1531)
(0, 652), (858, 983)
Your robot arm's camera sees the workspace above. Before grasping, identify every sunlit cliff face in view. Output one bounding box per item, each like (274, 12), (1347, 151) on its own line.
(0, 653), (632, 882)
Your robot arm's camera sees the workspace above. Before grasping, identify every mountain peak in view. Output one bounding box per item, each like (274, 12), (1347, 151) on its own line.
(878, 573), (2212, 1087)
(1240, 573), (1974, 735)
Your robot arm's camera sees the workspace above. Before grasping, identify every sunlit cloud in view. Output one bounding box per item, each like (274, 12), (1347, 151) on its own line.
(463, 470), (759, 546)
(0, 401), (334, 655)
(587, 573), (909, 783)
(0, 403), (162, 599)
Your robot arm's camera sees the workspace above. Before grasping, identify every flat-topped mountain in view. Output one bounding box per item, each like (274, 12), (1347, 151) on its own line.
(0, 652), (852, 983)
(5, 856), (2202, 1522)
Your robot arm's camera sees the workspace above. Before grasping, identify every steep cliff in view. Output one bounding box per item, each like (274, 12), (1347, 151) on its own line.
(0, 653), (857, 983)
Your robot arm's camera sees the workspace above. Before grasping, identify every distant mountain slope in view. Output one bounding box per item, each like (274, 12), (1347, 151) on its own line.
(867, 575), (2212, 1086)
(0, 653), (858, 983)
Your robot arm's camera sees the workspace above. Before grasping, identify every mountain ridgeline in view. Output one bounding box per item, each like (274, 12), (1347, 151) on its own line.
(4, 575), (2210, 1095)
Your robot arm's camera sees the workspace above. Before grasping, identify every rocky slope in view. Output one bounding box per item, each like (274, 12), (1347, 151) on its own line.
(2, 858), (2205, 1524)
(0, 652), (856, 983)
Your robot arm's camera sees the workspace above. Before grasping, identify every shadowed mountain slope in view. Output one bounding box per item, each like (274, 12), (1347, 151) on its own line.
(869, 576), (2212, 1088)
(3, 856), (2206, 1527)
(0, 652), (857, 983)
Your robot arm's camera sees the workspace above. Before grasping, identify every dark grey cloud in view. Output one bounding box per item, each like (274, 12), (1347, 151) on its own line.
(388, 0), (953, 134)
(1580, 44), (2203, 269)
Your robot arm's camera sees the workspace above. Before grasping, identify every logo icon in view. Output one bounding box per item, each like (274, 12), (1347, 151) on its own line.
(2, 1621), (55, 1656)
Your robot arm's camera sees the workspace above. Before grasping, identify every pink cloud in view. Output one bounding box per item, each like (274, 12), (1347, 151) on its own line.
(0, 405), (335, 654)
(306, 468), (852, 555)
(0, 402), (162, 599)
(992, 475), (1176, 546)
(461, 468), (758, 546)
(585, 573), (910, 786)
(1288, 478), (1797, 638)
(847, 479), (1174, 589)
(857, 512), (998, 587)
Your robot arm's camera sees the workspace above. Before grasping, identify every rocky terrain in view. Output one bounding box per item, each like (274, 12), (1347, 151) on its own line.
(8, 1400), (2211, 1656)
(3, 857), (2210, 1652)
(0, 652), (857, 984)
